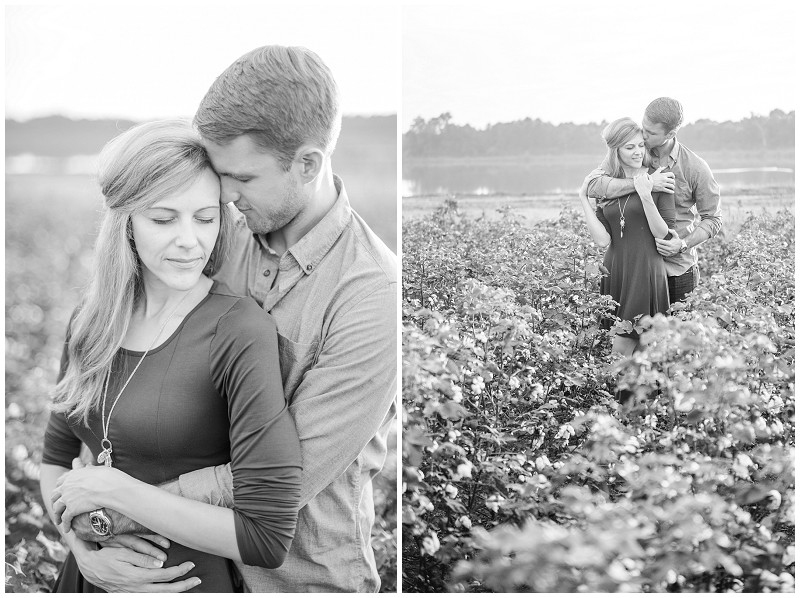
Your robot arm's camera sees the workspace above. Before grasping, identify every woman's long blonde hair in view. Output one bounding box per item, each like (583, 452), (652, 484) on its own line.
(601, 117), (652, 178)
(51, 120), (232, 424)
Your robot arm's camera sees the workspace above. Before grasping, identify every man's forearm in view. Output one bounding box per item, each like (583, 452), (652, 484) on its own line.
(684, 226), (711, 249)
(599, 176), (636, 199)
(71, 478), (191, 542)
(585, 166), (636, 199)
(72, 507), (151, 542)
(695, 215), (722, 241)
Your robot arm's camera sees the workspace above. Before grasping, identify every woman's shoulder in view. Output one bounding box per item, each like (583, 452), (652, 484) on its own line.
(206, 281), (277, 333)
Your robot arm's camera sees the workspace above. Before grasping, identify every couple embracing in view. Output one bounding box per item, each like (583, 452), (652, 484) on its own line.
(40, 46), (397, 593)
(578, 97), (722, 362)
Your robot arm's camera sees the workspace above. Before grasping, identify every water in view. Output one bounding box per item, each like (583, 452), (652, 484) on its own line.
(403, 157), (794, 196)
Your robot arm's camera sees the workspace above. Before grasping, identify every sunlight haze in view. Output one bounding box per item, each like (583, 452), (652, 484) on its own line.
(403, 0), (797, 129)
(6, 1), (399, 121)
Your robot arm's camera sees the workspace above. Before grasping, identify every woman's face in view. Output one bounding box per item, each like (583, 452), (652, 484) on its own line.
(617, 132), (646, 169)
(131, 168), (221, 294)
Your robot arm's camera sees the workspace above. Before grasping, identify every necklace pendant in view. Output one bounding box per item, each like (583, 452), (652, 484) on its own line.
(98, 439), (113, 467)
(97, 448), (113, 467)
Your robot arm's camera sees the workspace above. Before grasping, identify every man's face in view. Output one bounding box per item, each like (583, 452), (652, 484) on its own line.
(641, 116), (672, 150)
(204, 135), (306, 236)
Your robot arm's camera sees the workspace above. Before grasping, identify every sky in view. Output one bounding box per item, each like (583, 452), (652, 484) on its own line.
(5, 0), (400, 121)
(403, 0), (797, 130)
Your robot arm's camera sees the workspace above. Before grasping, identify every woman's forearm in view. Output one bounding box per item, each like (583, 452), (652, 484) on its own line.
(639, 192), (670, 239)
(579, 197), (611, 247)
(103, 478), (242, 562)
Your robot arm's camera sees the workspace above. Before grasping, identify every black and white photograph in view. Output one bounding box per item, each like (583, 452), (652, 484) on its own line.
(5, 1), (398, 593)
(6, 0), (798, 595)
(402, 0), (795, 592)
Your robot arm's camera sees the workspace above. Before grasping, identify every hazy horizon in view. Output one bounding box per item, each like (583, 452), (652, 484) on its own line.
(402, 108), (794, 133)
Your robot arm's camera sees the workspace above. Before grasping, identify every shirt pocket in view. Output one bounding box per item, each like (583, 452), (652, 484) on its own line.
(276, 333), (319, 402)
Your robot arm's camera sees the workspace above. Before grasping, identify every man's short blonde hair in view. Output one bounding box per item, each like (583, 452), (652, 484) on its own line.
(645, 97), (684, 134)
(194, 45), (341, 170)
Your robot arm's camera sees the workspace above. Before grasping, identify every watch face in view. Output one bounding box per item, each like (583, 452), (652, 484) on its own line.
(89, 512), (111, 536)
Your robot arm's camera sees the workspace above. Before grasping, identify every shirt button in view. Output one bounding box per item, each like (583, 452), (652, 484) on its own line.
(262, 269), (271, 277)
(306, 264), (313, 272)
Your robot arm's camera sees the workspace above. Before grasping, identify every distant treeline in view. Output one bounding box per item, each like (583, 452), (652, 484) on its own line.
(403, 110), (794, 159)
(5, 114), (396, 157)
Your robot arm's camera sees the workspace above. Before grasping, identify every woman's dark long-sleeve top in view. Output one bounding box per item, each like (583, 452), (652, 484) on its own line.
(43, 282), (302, 573)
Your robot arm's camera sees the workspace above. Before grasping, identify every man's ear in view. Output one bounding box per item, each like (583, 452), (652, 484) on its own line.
(294, 146), (325, 183)
(666, 128), (678, 140)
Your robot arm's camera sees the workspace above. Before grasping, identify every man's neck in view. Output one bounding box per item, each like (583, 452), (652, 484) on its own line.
(654, 137), (676, 159)
(267, 170), (338, 255)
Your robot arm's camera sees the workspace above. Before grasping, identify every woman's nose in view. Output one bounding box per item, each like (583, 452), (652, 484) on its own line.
(174, 220), (199, 248)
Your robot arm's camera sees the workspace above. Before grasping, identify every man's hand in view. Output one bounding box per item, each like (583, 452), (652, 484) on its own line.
(655, 229), (683, 256)
(71, 536), (200, 592)
(651, 166), (675, 194)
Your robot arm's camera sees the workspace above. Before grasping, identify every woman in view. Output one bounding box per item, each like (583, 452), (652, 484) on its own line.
(578, 117), (675, 357)
(39, 120), (302, 592)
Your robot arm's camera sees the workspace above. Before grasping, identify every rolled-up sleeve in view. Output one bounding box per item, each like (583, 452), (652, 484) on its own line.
(209, 299), (302, 568)
(586, 159), (613, 199)
(691, 158), (722, 239)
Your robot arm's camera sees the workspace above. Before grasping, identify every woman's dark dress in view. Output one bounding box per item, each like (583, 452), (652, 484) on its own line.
(42, 282), (302, 593)
(596, 189), (676, 338)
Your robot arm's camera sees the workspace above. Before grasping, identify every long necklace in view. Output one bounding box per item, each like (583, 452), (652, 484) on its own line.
(97, 290), (193, 467)
(618, 194), (632, 238)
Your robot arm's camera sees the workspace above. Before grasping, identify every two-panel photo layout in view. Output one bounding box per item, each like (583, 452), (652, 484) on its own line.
(4, 1), (796, 594)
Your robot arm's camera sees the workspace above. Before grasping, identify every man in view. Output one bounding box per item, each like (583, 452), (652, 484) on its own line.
(58, 46), (397, 592)
(587, 97), (722, 303)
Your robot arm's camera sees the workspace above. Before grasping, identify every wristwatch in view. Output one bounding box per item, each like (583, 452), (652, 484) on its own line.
(679, 239), (688, 253)
(89, 508), (113, 537)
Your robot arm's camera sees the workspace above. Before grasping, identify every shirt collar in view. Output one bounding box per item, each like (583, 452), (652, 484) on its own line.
(649, 137), (681, 166)
(254, 175), (351, 275)
(669, 137), (681, 162)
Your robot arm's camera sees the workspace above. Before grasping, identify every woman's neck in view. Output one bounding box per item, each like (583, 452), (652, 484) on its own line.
(622, 165), (647, 178)
(137, 276), (212, 320)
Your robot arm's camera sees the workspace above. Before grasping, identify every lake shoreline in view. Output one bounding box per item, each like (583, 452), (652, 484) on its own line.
(403, 184), (794, 202)
(402, 186), (795, 233)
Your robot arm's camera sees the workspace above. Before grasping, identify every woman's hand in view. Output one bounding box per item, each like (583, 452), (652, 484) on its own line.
(52, 465), (133, 533)
(633, 172), (654, 197)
